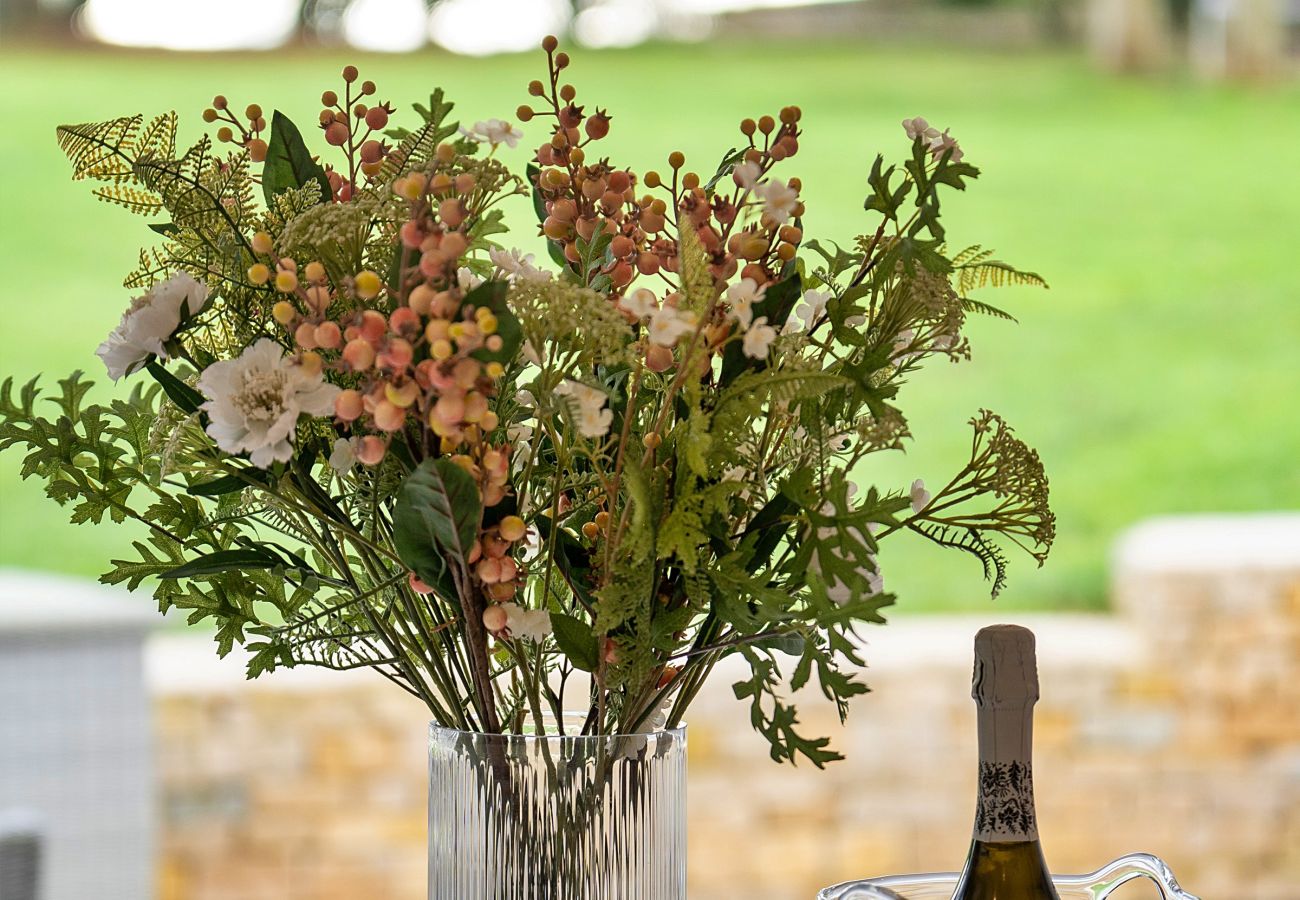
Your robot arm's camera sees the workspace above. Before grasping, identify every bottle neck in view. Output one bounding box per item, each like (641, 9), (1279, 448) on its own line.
(973, 701), (1038, 842)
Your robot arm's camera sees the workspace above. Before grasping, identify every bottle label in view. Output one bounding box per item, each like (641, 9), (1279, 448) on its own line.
(975, 760), (1038, 841)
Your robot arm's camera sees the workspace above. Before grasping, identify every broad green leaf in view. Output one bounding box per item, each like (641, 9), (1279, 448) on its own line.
(393, 458), (482, 585)
(262, 111), (331, 206)
(551, 612), (600, 672)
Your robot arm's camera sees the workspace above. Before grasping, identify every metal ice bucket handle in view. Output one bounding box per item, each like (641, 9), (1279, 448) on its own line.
(818, 853), (1200, 900)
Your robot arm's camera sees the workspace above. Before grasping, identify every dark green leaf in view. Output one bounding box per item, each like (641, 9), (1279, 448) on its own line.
(161, 548), (282, 579)
(148, 222), (179, 236)
(146, 360), (203, 414)
(187, 473), (263, 496)
(262, 111), (331, 206)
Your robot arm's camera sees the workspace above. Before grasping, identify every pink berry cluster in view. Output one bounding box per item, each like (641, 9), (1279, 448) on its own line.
(522, 37), (808, 370)
(317, 66), (396, 202)
(518, 36), (669, 297)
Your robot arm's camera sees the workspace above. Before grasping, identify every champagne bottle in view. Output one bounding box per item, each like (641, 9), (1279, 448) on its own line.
(951, 625), (1060, 900)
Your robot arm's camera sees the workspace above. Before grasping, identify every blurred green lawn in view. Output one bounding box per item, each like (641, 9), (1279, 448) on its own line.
(1, 41), (1296, 613)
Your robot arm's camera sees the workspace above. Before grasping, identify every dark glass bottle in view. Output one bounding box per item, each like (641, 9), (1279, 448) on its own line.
(951, 625), (1060, 900)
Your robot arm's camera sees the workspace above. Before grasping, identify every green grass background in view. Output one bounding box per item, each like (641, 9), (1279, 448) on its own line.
(1, 41), (1296, 613)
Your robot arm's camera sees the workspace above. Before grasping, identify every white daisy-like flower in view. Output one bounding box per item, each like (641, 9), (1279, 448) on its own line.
(460, 119), (524, 148)
(197, 339), (340, 469)
(489, 247), (550, 283)
(755, 178), (799, 225)
(617, 287), (659, 321)
(725, 277), (766, 329)
(555, 381), (613, 439)
(732, 160), (761, 190)
(741, 316), (777, 359)
(328, 436), (360, 474)
(910, 478), (932, 514)
(501, 602), (552, 641)
(647, 306), (697, 347)
(96, 272), (210, 381)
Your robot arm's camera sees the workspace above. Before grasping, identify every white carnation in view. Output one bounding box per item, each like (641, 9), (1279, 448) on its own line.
(197, 339), (340, 468)
(96, 272), (210, 381)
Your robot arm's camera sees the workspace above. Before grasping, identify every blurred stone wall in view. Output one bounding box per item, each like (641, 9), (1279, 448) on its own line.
(151, 515), (1300, 900)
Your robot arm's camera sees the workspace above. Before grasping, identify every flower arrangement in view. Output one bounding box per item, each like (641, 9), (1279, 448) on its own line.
(1, 38), (1052, 766)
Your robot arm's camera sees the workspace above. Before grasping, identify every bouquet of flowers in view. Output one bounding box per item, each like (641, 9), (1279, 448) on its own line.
(1, 38), (1052, 766)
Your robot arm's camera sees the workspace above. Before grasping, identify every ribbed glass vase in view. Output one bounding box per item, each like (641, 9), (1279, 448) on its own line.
(427, 715), (687, 899)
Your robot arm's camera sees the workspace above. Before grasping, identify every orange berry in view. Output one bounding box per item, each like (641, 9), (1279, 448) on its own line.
(275, 270), (299, 293)
(581, 521), (600, 541)
(356, 435), (386, 466)
(335, 389), (364, 421)
(247, 139), (268, 162)
(248, 263), (271, 285)
(482, 604), (507, 631)
(354, 270), (382, 300)
(499, 515), (527, 542)
(342, 65), (359, 83)
(271, 300), (296, 325)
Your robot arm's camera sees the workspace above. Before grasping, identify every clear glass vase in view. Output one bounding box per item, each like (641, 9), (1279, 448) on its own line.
(427, 714), (687, 900)
(818, 852), (1200, 899)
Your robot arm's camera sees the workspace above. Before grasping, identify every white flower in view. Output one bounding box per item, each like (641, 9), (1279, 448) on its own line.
(514, 389), (536, 408)
(617, 287), (659, 321)
(507, 422), (534, 466)
(647, 306), (697, 347)
(197, 339), (340, 469)
(96, 272), (210, 381)
(828, 432), (852, 452)
(460, 119), (524, 148)
(902, 116), (939, 142)
(910, 478), (932, 514)
(489, 247), (549, 283)
(725, 277), (766, 329)
(457, 267), (483, 292)
(521, 340), (542, 366)
(555, 381), (613, 439)
(501, 602), (551, 641)
(732, 160), (761, 190)
(755, 178), (799, 225)
(741, 317), (777, 359)
(328, 436), (359, 474)
(928, 128), (963, 163)
(793, 288), (831, 331)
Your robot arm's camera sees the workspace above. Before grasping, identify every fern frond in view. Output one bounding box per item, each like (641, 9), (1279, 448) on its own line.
(94, 183), (164, 215)
(57, 116), (143, 180)
(956, 259), (1047, 293)
(951, 244), (994, 267)
(910, 520), (1010, 598)
(961, 297), (1018, 322)
(123, 247), (169, 290)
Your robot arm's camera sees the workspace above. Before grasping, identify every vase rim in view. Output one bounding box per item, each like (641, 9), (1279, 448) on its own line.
(429, 710), (686, 741)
